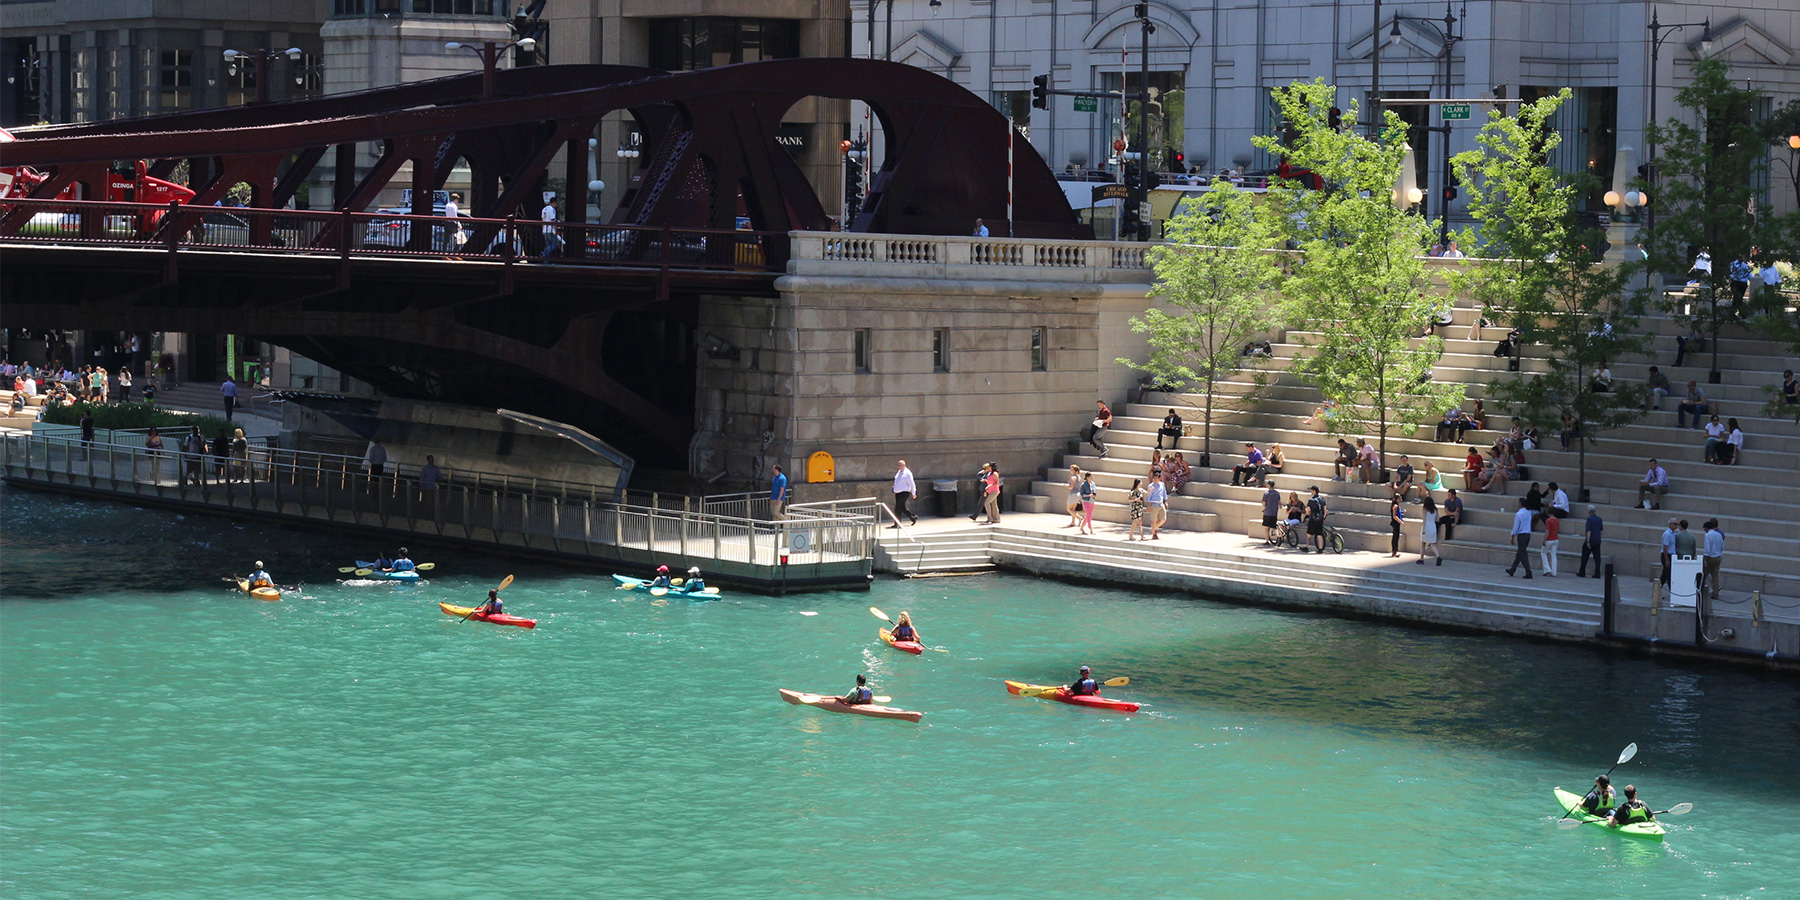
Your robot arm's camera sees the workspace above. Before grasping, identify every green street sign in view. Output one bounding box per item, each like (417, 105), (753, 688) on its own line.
(1442, 103), (1471, 121)
(1073, 96), (1098, 112)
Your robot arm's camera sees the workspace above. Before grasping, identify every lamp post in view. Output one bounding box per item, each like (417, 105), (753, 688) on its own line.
(1389, 4), (1464, 247)
(222, 47), (302, 104)
(1645, 11), (1711, 241)
(445, 37), (537, 100)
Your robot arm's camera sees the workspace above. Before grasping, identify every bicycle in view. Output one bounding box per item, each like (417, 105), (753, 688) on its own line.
(1268, 519), (1304, 549)
(1299, 520), (1346, 554)
(1323, 524), (1346, 554)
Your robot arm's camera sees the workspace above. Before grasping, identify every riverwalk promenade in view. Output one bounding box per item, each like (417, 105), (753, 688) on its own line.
(875, 512), (1800, 665)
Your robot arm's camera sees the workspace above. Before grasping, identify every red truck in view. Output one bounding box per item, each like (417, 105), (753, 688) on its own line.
(1, 126), (195, 232)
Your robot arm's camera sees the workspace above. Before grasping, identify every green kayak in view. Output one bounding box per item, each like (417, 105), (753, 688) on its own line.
(1554, 787), (1666, 840)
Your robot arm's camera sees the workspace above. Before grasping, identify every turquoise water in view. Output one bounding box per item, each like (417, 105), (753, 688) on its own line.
(3, 485), (1798, 899)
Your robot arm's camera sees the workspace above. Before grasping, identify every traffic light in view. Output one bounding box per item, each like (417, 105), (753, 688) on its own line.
(1032, 75), (1049, 111)
(1173, 151), (1184, 167)
(844, 139), (866, 205)
(1443, 186), (1459, 201)
(1144, 170), (1161, 189)
(1328, 106), (1343, 130)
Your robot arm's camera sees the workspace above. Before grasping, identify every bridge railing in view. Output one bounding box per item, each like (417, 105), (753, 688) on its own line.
(0, 431), (873, 577)
(0, 198), (789, 272)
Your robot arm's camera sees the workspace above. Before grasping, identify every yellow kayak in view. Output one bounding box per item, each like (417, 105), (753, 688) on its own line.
(236, 578), (280, 602)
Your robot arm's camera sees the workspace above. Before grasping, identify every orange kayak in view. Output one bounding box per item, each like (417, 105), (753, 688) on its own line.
(438, 602), (537, 629)
(879, 627), (924, 655)
(779, 689), (922, 723)
(236, 578), (280, 602)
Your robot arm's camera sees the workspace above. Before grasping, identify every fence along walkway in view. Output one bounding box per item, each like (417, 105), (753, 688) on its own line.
(0, 432), (874, 590)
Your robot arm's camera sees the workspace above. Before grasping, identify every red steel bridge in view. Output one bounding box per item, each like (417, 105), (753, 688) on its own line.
(0, 59), (1082, 464)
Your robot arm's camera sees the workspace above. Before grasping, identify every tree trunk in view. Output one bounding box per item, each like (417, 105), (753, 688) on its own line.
(1577, 419), (1588, 503)
(1203, 381), (1214, 469)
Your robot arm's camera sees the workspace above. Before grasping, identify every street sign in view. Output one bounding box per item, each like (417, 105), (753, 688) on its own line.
(1072, 96), (1097, 112)
(1138, 201), (1154, 221)
(1092, 183), (1131, 202)
(1442, 103), (1471, 121)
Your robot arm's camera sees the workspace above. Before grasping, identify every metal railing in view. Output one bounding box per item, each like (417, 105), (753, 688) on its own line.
(0, 432), (875, 574)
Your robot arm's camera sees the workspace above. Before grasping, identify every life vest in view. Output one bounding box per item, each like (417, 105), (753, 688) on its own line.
(853, 687), (872, 704)
(393, 559), (415, 571)
(1616, 800), (1650, 823)
(1071, 678), (1097, 696)
(893, 625), (916, 641)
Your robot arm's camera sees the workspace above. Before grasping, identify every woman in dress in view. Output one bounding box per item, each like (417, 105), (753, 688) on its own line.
(1064, 464), (1083, 527)
(1078, 471), (1097, 535)
(1126, 479), (1146, 542)
(144, 426), (164, 483)
(1168, 453), (1191, 491)
(1414, 460), (1445, 502)
(1417, 496), (1441, 565)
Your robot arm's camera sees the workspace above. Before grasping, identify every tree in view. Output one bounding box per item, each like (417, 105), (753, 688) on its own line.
(1450, 89), (1645, 501)
(1253, 80), (1464, 470)
(1639, 58), (1781, 383)
(1125, 182), (1283, 466)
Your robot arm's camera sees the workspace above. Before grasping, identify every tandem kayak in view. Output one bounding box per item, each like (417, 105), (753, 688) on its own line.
(355, 561), (422, 581)
(1004, 680), (1140, 713)
(1553, 787), (1666, 840)
(779, 689), (922, 723)
(879, 627), (924, 655)
(610, 574), (722, 597)
(235, 578), (281, 602)
(438, 602), (537, 629)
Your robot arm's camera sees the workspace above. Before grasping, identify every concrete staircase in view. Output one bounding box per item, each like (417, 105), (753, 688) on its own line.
(873, 527), (996, 575)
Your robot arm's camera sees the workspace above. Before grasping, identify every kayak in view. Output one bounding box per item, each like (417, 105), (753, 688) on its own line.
(355, 561), (422, 581)
(1005, 680), (1140, 713)
(879, 627), (924, 655)
(438, 601), (537, 629)
(779, 689), (922, 723)
(235, 578), (280, 602)
(1553, 787), (1666, 840)
(611, 573), (721, 597)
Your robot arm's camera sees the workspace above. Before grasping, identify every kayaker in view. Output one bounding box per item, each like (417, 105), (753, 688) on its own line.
(1607, 785), (1655, 828)
(392, 548), (416, 572)
(841, 674), (873, 706)
(1067, 666), (1098, 696)
(649, 565), (672, 589)
(247, 561), (274, 590)
(1581, 775), (1616, 816)
(891, 611), (921, 644)
(476, 589), (503, 616)
(372, 553), (394, 571)
(685, 566), (706, 592)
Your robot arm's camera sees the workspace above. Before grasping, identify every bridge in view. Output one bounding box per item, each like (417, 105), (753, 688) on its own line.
(0, 59), (1085, 467)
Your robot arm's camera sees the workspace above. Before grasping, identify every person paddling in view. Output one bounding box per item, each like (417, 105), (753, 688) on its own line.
(475, 589), (503, 617)
(684, 566), (706, 592)
(1067, 665), (1099, 696)
(372, 552), (394, 572)
(392, 548), (416, 572)
(841, 674), (873, 706)
(890, 610), (922, 644)
(648, 565), (672, 589)
(1581, 774), (1616, 816)
(1607, 785), (1655, 828)
(247, 561), (274, 590)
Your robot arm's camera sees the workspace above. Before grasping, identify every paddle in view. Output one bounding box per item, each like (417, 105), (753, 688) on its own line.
(1017, 677), (1130, 698)
(1557, 802), (1692, 830)
(650, 587), (668, 596)
(1558, 743), (1639, 822)
(337, 566), (359, 574)
(354, 568), (374, 576)
(416, 562), (435, 571)
(463, 574), (515, 622)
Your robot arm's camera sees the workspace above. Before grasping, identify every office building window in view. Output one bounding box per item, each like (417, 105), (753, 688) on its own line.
(411, 0), (504, 14)
(1030, 327), (1046, 371)
(71, 48), (91, 122)
(932, 329), (949, 373)
(648, 18), (800, 72)
(226, 61), (256, 106)
(332, 0), (367, 14)
(159, 49), (192, 110)
(853, 329), (872, 374)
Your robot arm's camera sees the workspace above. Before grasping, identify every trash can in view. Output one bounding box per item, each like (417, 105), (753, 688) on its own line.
(933, 479), (958, 517)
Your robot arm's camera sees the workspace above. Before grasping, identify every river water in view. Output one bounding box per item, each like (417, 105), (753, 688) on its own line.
(3, 485), (1796, 899)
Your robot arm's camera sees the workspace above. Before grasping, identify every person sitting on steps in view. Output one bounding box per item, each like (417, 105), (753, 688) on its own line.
(1155, 409), (1183, 450)
(1332, 439), (1356, 481)
(1230, 443), (1266, 487)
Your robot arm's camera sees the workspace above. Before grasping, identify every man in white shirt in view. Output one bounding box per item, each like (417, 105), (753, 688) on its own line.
(1548, 482), (1570, 518)
(1505, 497), (1534, 579)
(1441, 241), (1465, 259)
(1701, 519), (1725, 601)
(1637, 458), (1669, 509)
(972, 218), (989, 237)
(1759, 260), (1782, 312)
(1658, 518), (1678, 587)
(540, 195), (561, 258)
(891, 459), (917, 527)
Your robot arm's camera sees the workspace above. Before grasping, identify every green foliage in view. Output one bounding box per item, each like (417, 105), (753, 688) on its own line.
(1252, 80), (1464, 463)
(1450, 90), (1645, 495)
(1125, 182), (1284, 459)
(40, 401), (234, 436)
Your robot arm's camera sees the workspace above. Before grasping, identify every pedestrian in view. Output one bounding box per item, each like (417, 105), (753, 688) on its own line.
(1084, 400), (1112, 458)
(1261, 480), (1281, 544)
(539, 194), (562, 258)
(79, 408), (95, 455)
(770, 463), (789, 520)
(144, 426), (164, 483)
(1063, 464), (1083, 528)
(1305, 486), (1328, 553)
(1702, 519), (1724, 601)
(1387, 496), (1405, 557)
(419, 454), (442, 490)
(1127, 478), (1146, 541)
(365, 440), (388, 492)
(230, 428), (249, 483)
(181, 424), (206, 486)
(211, 428), (231, 484)
(117, 367), (132, 402)
(1658, 518), (1678, 587)
(1417, 495), (1441, 565)
(220, 377), (237, 420)
(1505, 497), (1534, 578)
(973, 218), (989, 237)
(1078, 470), (1097, 535)
(1145, 469), (1168, 540)
(891, 459), (918, 526)
(1539, 510), (1560, 577)
(969, 461), (1001, 525)
(1574, 506), (1604, 578)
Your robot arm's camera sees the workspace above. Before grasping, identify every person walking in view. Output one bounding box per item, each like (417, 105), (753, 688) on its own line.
(1576, 506), (1604, 579)
(1417, 496), (1441, 565)
(1505, 497), (1534, 578)
(539, 195), (562, 258)
(1063, 464), (1083, 528)
(79, 409), (95, 458)
(1126, 478), (1146, 541)
(1144, 470), (1168, 540)
(1078, 471), (1097, 535)
(1702, 519), (1724, 602)
(365, 440), (388, 495)
(117, 367), (132, 402)
(770, 464), (789, 520)
(977, 462), (1002, 525)
(1387, 496), (1405, 558)
(181, 425), (207, 486)
(220, 378), (238, 420)
(1539, 510), (1561, 577)
(890, 460), (918, 526)
(144, 426), (164, 483)
(1084, 400), (1112, 458)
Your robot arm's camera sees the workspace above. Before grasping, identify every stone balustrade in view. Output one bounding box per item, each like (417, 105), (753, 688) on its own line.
(786, 232), (1154, 283)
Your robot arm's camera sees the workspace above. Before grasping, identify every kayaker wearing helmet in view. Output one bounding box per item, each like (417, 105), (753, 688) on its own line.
(649, 565), (672, 589)
(841, 674), (872, 706)
(1067, 666), (1098, 696)
(891, 611), (922, 644)
(1607, 785), (1655, 828)
(1581, 775), (1616, 816)
(392, 548), (416, 572)
(247, 561), (274, 590)
(685, 566), (706, 592)
(476, 589), (503, 616)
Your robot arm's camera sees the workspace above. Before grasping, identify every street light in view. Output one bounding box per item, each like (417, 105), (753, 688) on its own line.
(446, 37), (537, 99)
(1389, 4), (1465, 247)
(222, 47), (303, 104)
(1646, 12), (1711, 241)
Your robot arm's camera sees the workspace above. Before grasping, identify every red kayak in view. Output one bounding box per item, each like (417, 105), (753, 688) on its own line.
(1005, 680), (1140, 713)
(438, 602), (537, 629)
(879, 627), (924, 655)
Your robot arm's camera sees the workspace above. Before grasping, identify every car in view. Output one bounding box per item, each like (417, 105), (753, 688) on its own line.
(362, 204), (447, 250)
(585, 226), (707, 263)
